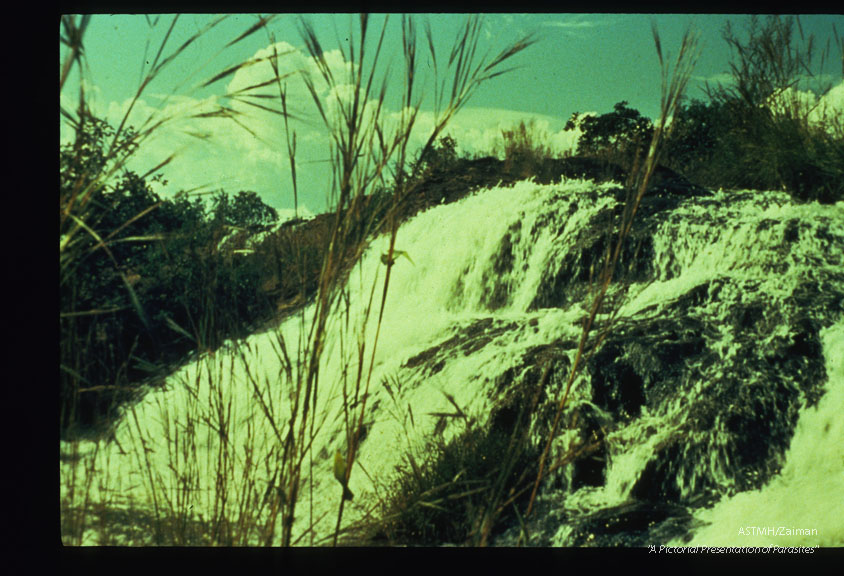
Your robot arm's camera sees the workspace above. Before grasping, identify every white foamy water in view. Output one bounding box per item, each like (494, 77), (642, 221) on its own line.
(543, 192), (843, 543)
(60, 178), (616, 545)
(61, 180), (844, 546)
(675, 318), (844, 547)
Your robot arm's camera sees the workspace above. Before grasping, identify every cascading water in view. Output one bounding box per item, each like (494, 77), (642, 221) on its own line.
(61, 175), (844, 546)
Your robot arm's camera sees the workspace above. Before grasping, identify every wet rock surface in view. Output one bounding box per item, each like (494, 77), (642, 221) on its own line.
(563, 501), (694, 547)
(77, 156), (841, 546)
(398, 172), (842, 545)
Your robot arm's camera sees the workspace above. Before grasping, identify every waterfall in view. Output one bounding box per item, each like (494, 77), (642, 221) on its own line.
(675, 319), (844, 547)
(61, 176), (844, 546)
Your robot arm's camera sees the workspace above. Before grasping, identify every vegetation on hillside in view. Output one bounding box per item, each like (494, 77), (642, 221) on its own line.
(60, 113), (287, 435)
(564, 16), (843, 203)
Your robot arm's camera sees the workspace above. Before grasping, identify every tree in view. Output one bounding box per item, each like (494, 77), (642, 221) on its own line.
(417, 135), (459, 174)
(566, 101), (653, 168)
(209, 190), (278, 233)
(662, 98), (734, 182)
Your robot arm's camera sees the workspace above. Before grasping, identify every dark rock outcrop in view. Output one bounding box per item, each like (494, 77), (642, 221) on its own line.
(393, 170), (840, 546)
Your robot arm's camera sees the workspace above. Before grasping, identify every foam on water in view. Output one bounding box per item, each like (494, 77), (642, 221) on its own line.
(547, 190), (844, 545)
(676, 318), (844, 547)
(61, 178), (616, 544)
(61, 180), (844, 546)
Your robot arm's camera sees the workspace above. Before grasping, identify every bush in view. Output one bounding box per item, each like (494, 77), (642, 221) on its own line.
(567, 101), (653, 170)
(208, 189), (278, 233)
(417, 135), (459, 174)
(60, 114), (285, 437)
(663, 99), (728, 179)
(60, 114), (161, 434)
(691, 15), (844, 203)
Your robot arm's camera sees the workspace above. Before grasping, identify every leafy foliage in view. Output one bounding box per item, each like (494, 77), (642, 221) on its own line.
(418, 135), (459, 173)
(567, 101), (654, 169)
(662, 16), (843, 203)
(208, 189), (278, 233)
(662, 98), (732, 179)
(60, 115), (283, 436)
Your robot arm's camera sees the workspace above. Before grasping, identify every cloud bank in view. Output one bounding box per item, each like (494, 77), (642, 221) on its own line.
(62, 36), (590, 215)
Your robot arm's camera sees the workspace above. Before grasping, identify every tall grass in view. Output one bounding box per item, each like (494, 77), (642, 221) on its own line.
(59, 13), (299, 544)
(60, 13), (533, 546)
(61, 15), (708, 548)
(293, 13), (534, 546)
(495, 118), (553, 177)
(523, 24), (700, 526)
(317, 24), (700, 548)
(700, 15), (843, 202)
(60, 14), (277, 435)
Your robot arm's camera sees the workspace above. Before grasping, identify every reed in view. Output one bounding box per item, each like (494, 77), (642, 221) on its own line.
(60, 13), (292, 545)
(60, 13), (532, 546)
(703, 15), (843, 202)
(524, 23), (700, 524)
(294, 13), (533, 546)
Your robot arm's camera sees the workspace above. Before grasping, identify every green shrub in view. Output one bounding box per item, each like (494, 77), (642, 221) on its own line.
(693, 15), (844, 202)
(418, 135), (459, 174)
(60, 114), (285, 437)
(566, 101), (653, 170)
(60, 114), (161, 435)
(663, 98), (731, 182)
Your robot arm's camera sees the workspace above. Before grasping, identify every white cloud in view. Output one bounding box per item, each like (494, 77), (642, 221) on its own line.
(691, 72), (735, 87)
(541, 20), (597, 30)
(816, 80), (844, 115)
(406, 107), (583, 159)
(61, 34), (603, 216)
(763, 79), (844, 131)
(538, 15), (611, 38)
(273, 206), (315, 225)
(60, 39), (344, 213)
(224, 40), (352, 125)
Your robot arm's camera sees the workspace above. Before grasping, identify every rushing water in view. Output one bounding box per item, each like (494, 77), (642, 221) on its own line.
(61, 177), (844, 546)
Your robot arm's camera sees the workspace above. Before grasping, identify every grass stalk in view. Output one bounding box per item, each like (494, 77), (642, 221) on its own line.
(61, 13), (532, 546)
(525, 23), (699, 519)
(60, 14), (297, 544)
(289, 14), (534, 546)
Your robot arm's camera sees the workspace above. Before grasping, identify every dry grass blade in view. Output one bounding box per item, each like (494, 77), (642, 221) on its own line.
(202, 59), (264, 89)
(147, 15), (179, 76)
(230, 97), (287, 118)
(299, 20), (336, 88)
(482, 35), (537, 76)
(225, 14), (276, 48)
(224, 68), (298, 97)
(652, 21), (664, 66)
(62, 13), (536, 547)
(67, 214), (150, 330)
(202, 52), (296, 89)
(60, 306), (128, 318)
(60, 15), (91, 91)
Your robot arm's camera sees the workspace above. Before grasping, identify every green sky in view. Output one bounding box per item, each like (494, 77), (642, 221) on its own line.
(60, 13), (844, 215)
